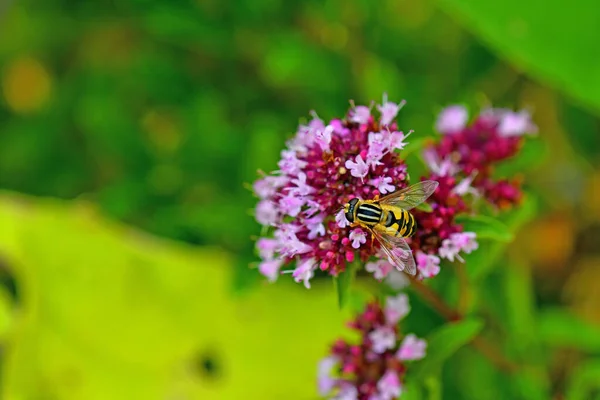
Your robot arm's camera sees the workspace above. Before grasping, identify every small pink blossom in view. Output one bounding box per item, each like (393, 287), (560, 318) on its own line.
(256, 237), (279, 260)
(318, 356), (339, 396)
(278, 194), (304, 217)
(259, 259), (282, 281)
(396, 334), (427, 361)
(349, 105), (371, 124)
(349, 228), (367, 249)
(336, 385), (359, 400)
(255, 200), (279, 226)
(278, 149), (307, 175)
(384, 293), (410, 325)
(436, 104), (468, 134)
(415, 251), (441, 278)
(253, 175), (288, 199)
(315, 125), (334, 151)
(369, 176), (395, 194)
(293, 258), (316, 289)
(453, 173), (479, 197)
(439, 231), (478, 262)
(369, 327), (396, 354)
(454, 231), (478, 253)
(335, 209), (350, 228)
(497, 110), (537, 137)
(387, 130), (411, 151)
(345, 154), (369, 179)
(376, 370), (402, 400)
(377, 93), (406, 126)
(366, 132), (388, 167)
(290, 172), (314, 196)
(365, 259), (394, 280)
(306, 214), (326, 239)
(423, 149), (459, 177)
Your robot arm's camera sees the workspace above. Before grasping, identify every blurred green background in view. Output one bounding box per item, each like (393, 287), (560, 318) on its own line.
(1, 0), (600, 399)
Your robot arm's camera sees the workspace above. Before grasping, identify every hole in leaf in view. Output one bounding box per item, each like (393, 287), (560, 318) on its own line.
(193, 349), (223, 381)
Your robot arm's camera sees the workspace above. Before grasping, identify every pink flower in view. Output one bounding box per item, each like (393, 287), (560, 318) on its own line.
(415, 251), (441, 278)
(258, 259), (282, 282)
(365, 260), (394, 280)
(439, 232), (478, 262)
(256, 237), (279, 260)
(376, 370), (402, 400)
(369, 327), (397, 354)
(349, 228), (367, 249)
(253, 175), (288, 199)
(315, 125), (334, 151)
(345, 154), (369, 179)
(377, 93), (406, 126)
(387, 129), (411, 151)
(349, 104), (371, 124)
(320, 297), (423, 399)
(369, 176), (395, 194)
(293, 258), (316, 289)
(337, 385), (359, 400)
(454, 231), (478, 253)
(278, 149), (307, 175)
(290, 172), (314, 196)
(335, 209), (350, 228)
(496, 109), (537, 137)
(435, 104), (468, 134)
(306, 214), (326, 240)
(384, 293), (410, 325)
(318, 356), (338, 396)
(278, 194), (304, 217)
(397, 334), (427, 361)
(255, 200), (279, 226)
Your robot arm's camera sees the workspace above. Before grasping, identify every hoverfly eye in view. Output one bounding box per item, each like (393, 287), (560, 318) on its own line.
(345, 211), (354, 223)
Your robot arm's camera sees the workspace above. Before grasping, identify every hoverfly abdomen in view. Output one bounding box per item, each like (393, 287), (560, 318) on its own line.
(355, 203), (383, 226)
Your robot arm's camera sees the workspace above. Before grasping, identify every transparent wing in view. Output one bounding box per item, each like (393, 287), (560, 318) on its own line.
(369, 228), (417, 276)
(378, 180), (439, 211)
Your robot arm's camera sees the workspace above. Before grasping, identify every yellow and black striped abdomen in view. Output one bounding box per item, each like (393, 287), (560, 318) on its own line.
(379, 205), (417, 238)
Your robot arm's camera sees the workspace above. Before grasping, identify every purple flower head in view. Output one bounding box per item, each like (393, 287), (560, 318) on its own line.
(252, 96), (412, 287)
(432, 105), (537, 209)
(319, 297), (425, 399)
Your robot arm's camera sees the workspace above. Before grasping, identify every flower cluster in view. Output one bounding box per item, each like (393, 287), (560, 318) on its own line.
(252, 96), (536, 286)
(318, 294), (425, 400)
(402, 105), (537, 277)
(254, 94), (412, 287)
(432, 105), (536, 209)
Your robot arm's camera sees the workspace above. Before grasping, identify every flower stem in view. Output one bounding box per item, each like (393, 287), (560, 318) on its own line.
(408, 275), (519, 373)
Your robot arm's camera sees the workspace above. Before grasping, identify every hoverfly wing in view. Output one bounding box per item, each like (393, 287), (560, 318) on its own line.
(368, 228), (417, 276)
(378, 180), (439, 211)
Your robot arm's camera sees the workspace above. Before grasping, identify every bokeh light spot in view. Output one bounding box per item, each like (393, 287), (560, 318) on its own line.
(2, 56), (52, 114)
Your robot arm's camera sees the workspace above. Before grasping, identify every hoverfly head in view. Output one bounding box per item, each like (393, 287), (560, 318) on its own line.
(344, 198), (359, 223)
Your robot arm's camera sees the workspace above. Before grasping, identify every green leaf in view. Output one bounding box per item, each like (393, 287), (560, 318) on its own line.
(538, 308), (600, 353)
(565, 359), (600, 400)
(0, 191), (352, 399)
(502, 263), (538, 354)
(455, 214), (514, 242)
(411, 318), (484, 379)
(436, 0), (600, 113)
(333, 260), (359, 309)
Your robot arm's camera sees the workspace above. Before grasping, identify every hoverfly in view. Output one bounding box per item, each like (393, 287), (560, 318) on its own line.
(342, 180), (439, 276)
